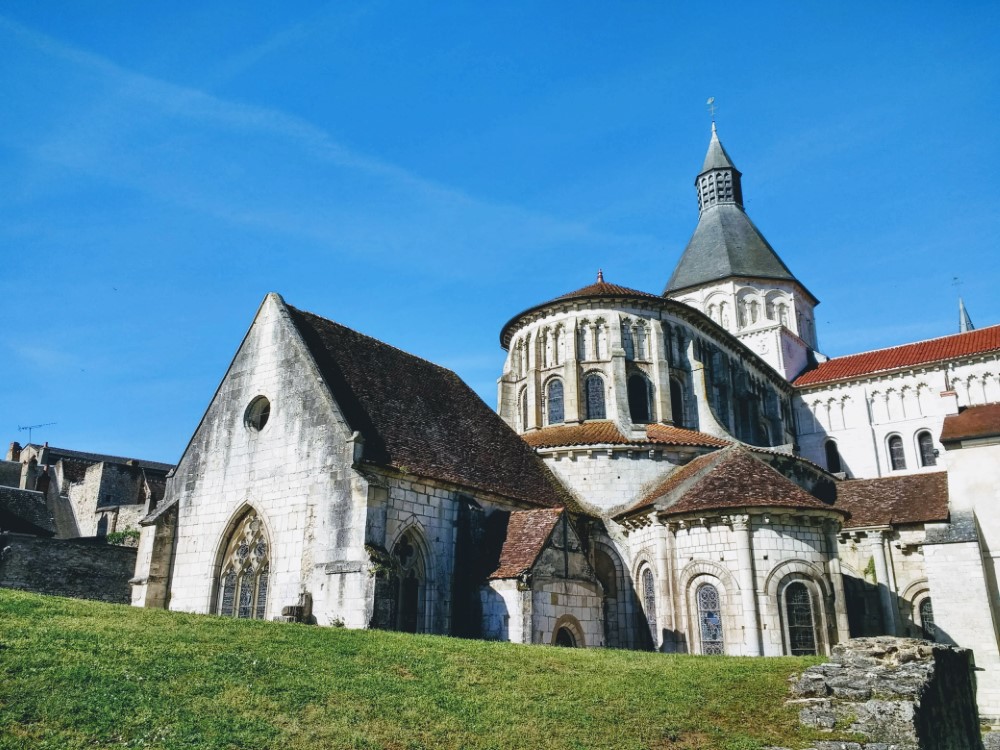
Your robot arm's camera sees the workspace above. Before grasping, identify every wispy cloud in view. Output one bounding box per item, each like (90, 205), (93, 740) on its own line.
(0, 14), (656, 277)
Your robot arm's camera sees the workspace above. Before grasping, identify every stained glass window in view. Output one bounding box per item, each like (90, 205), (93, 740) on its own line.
(888, 435), (906, 471)
(917, 431), (936, 467)
(642, 567), (657, 642)
(585, 375), (605, 420)
(216, 510), (270, 620)
(785, 583), (817, 656)
(919, 598), (935, 639)
(547, 380), (564, 425)
(697, 583), (724, 655)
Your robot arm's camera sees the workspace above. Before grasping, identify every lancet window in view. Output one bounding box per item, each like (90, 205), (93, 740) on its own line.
(888, 435), (906, 471)
(917, 431), (936, 467)
(216, 509), (270, 620)
(641, 567), (657, 644)
(546, 379), (565, 425)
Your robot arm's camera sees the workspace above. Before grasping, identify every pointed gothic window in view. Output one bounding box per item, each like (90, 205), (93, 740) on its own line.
(547, 380), (564, 425)
(628, 374), (653, 424)
(215, 509), (270, 620)
(784, 582), (817, 655)
(519, 388), (529, 431)
(585, 374), (606, 420)
(917, 431), (936, 467)
(888, 435), (906, 471)
(696, 583), (724, 655)
(390, 529), (426, 633)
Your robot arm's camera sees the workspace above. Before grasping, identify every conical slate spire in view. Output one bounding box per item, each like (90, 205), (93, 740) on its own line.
(665, 126), (813, 301)
(959, 297), (975, 333)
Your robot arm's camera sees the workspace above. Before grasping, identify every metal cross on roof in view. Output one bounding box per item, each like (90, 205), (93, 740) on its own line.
(706, 96), (717, 120)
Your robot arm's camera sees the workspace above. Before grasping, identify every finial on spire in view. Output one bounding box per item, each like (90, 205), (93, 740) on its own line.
(597, 269), (604, 283)
(706, 96), (717, 122)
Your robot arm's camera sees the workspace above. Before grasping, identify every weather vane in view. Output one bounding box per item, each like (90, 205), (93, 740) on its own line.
(952, 276), (963, 290)
(706, 96), (717, 121)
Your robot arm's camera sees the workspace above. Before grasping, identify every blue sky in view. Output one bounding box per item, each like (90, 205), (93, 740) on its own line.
(2, 2), (999, 463)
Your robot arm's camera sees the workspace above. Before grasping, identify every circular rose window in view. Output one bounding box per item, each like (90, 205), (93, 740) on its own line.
(245, 396), (271, 431)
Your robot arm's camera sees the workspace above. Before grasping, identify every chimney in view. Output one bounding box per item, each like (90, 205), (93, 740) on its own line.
(7, 442), (21, 461)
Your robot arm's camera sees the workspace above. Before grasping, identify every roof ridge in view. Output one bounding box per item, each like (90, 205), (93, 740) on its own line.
(823, 323), (1000, 361)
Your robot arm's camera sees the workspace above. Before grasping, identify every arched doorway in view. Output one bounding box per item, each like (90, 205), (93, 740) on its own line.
(554, 627), (576, 647)
(391, 528), (426, 633)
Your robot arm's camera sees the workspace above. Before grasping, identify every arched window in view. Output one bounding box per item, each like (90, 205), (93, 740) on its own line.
(518, 388), (528, 431)
(546, 379), (564, 425)
(917, 431), (936, 467)
(919, 597), (935, 639)
(696, 583), (724, 655)
(584, 374), (606, 420)
(641, 567), (657, 644)
(670, 379), (685, 427)
(554, 627), (576, 647)
(628, 374), (653, 424)
(888, 434), (906, 471)
(216, 510), (270, 620)
(784, 582), (817, 655)
(825, 440), (842, 473)
(391, 529), (426, 633)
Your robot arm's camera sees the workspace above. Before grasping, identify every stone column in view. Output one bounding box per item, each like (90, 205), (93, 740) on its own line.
(870, 530), (900, 635)
(654, 522), (671, 652)
(733, 515), (761, 656)
(823, 519), (852, 642)
(563, 321), (581, 424)
(649, 320), (673, 424)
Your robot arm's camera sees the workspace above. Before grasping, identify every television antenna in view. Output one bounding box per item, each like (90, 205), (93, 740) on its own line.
(17, 422), (56, 444)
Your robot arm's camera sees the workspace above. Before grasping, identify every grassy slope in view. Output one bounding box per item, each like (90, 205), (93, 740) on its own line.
(0, 590), (839, 750)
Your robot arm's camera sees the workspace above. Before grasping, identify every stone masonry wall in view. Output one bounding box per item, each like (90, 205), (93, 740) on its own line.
(788, 637), (982, 750)
(0, 533), (137, 604)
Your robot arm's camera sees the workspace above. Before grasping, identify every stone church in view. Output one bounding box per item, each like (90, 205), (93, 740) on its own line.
(129, 126), (1000, 716)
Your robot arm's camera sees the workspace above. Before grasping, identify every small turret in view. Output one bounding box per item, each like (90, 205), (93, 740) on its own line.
(697, 122), (744, 211)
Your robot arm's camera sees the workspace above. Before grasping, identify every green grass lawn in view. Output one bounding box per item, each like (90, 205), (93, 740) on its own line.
(0, 589), (840, 750)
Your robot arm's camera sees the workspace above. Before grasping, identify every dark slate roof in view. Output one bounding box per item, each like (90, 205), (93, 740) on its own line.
(25, 445), (174, 474)
(620, 444), (839, 519)
(664, 203), (808, 297)
(941, 402), (1000, 444)
(835, 473), (949, 528)
(484, 508), (563, 579)
(701, 123), (738, 173)
(0, 486), (56, 536)
(795, 325), (1000, 387)
(521, 421), (729, 449)
(287, 305), (574, 509)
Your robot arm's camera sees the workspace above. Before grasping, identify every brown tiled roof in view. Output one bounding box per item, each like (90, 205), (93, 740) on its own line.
(941, 403), (1000, 443)
(553, 278), (662, 303)
(522, 422), (630, 448)
(620, 444), (838, 519)
(646, 424), (731, 447)
(835, 472), (949, 528)
(0, 486), (55, 536)
(522, 421), (730, 449)
(486, 508), (562, 579)
(794, 325), (1000, 387)
(500, 274), (661, 347)
(288, 305), (573, 509)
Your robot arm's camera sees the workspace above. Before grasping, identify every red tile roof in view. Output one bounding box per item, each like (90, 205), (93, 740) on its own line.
(621, 444), (839, 518)
(486, 508), (563, 579)
(288, 305), (575, 510)
(794, 325), (1000, 387)
(941, 402), (1000, 443)
(835, 472), (949, 528)
(522, 421), (730, 449)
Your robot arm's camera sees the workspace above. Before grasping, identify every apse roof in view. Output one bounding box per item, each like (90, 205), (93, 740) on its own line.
(620, 443), (839, 519)
(521, 421), (729, 450)
(287, 304), (575, 510)
(794, 324), (1000, 387)
(941, 402), (1000, 444)
(835, 472), (949, 528)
